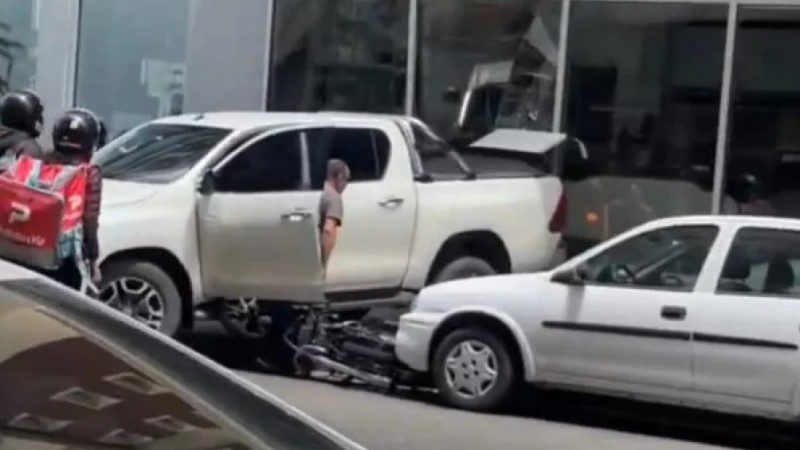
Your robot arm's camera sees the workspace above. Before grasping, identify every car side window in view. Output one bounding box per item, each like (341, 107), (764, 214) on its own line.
(325, 128), (390, 183)
(716, 227), (800, 297)
(215, 130), (303, 193)
(410, 121), (464, 175)
(581, 225), (719, 291)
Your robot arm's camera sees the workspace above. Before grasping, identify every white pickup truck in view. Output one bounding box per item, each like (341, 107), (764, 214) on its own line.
(92, 112), (569, 337)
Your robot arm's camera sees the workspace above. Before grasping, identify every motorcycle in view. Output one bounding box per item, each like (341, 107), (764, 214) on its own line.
(282, 304), (418, 392)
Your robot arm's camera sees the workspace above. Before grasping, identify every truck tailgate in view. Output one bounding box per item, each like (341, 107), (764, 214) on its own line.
(413, 175), (564, 274)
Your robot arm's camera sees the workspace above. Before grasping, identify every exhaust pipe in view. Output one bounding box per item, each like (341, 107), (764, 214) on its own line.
(295, 345), (392, 390)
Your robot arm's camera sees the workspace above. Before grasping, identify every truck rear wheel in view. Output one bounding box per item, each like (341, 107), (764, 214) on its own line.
(433, 256), (496, 284)
(98, 260), (183, 337)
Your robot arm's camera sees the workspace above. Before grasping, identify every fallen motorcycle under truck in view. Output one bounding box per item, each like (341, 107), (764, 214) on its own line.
(268, 128), (586, 387)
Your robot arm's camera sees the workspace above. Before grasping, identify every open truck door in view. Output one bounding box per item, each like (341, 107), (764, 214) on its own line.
(195, 127), (325, 303)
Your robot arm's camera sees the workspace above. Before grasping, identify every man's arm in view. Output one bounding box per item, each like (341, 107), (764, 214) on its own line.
(320, 217), (339, 270)
(319, 193), (343, 271)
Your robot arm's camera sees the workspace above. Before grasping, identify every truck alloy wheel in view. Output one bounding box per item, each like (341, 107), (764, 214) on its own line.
(100, 276), (165, 330)
(97, 260), (183, 337)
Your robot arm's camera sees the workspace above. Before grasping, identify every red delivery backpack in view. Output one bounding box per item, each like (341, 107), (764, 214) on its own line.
(0, 155), (89, 269)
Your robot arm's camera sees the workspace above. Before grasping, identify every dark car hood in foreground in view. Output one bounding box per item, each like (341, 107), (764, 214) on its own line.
(0, 276), (364, 450)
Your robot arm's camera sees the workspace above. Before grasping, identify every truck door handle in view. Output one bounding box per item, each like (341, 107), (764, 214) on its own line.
(378, 197), (404, 208)
(281, 210), (312, 222)
(661, 305), (687, 321)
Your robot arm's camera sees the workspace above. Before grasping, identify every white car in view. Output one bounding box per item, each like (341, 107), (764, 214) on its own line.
(396, 214), (800, 421)
(92, 112), (568, 337)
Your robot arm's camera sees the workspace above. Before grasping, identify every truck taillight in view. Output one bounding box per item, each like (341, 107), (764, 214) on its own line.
(548, 191), (568, 233)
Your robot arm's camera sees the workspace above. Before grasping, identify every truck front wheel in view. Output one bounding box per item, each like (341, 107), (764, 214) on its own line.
(433, 256), (496, 284)
(98, 260), (183, 337)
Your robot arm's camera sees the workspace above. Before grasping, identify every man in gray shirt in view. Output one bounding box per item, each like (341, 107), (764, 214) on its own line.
(319, 159), (350, 273)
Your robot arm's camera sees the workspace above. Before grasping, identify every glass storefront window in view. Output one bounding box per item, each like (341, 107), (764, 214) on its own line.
(75, 0), (190, 139)
(269, 0), (409, 113)
(0, 0), (37, 93)
(562, 1), (727, 255)
(416, 0), (562, 144)
(724, 7), (800, 218)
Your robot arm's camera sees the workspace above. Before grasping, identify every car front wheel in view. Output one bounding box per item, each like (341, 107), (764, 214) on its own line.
(432, 327), (517, 412)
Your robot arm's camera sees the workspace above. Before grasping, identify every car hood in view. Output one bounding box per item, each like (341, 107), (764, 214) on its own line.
(418, 272), (550, 311)
(101, 178), (160, 207)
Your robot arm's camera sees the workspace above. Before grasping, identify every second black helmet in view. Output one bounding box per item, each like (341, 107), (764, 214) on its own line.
(52, 109), (100, 157)
(0, 89), (44, 137)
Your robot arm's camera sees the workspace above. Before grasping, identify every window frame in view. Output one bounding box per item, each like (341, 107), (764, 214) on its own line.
(308, 125), (393, 187)
(715, 226), (800, 299)
(210, 125), (312, 194)
(577, 224), (721, 292)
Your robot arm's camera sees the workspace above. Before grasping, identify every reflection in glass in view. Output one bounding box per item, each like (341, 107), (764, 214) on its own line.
(76, 0), (190, 138)
(269, 0), (408, 113)
(93, 124), (230, 184)
(0, 277), (358, 450)
(416, 0), (561, 143)
(0, 284), (247, 450)
(0, 0), (37, 93)
(562, 2), (727, 255)
(725, 8), (800, 218)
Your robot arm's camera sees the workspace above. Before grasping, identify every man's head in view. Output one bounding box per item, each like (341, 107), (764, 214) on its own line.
(326, 158), (350, 193)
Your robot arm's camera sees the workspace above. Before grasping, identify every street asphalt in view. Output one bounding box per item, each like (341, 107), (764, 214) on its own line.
(240, 372), (730, 450)
(185, 323), (800, 450)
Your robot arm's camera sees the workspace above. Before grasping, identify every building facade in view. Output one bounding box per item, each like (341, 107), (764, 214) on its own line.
(2, 0), (798, 246)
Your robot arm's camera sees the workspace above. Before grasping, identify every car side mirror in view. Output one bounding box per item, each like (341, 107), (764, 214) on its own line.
(197, 170), (216, 195)
(551, 266), (587, 286)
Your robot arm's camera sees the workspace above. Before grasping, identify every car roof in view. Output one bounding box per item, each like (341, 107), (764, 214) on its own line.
(151, 110), (414, 132)
(643, 214), (800, 230)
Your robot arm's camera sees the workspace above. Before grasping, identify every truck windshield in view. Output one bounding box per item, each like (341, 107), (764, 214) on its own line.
(94, 123), (231, 184)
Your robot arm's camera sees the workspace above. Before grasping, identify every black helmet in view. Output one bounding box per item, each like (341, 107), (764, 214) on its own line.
(0, 89), (44, 137)
(52, 109), (100, 157)
(64, 107), (106, 150)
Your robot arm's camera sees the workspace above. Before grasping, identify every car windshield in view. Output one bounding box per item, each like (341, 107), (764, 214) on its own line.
(93, 123), (231, 184)
(0, 277), (354, 450)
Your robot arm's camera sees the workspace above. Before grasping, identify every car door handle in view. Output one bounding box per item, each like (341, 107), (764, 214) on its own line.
(661, 305), (687, 321)
(281, 210), (312, 222)
(378, 197), (404, 208)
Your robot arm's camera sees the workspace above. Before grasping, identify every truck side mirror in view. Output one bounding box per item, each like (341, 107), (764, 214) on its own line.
(197, 170), (216, 195)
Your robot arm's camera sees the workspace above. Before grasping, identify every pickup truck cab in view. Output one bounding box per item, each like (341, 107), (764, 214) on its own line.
(93, 112), (568, 337)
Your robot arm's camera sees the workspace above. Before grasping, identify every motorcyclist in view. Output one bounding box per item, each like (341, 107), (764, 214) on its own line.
(42, 109), (104, 289)
(0, 89), (45, 168)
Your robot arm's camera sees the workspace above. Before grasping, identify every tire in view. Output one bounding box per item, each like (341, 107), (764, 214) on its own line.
(99, 259), (183, 337)
(433, 256), (496, 284)
(432, 327), (517, 412)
